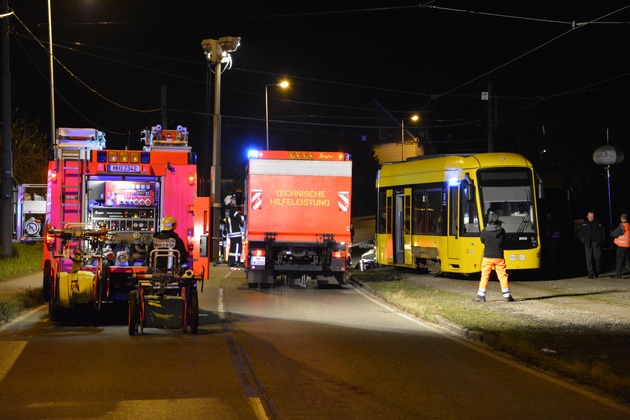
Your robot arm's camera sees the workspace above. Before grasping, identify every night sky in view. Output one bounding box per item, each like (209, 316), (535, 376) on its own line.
(5, 1), (630, 220)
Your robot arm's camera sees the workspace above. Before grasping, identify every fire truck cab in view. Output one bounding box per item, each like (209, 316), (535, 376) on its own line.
(43, 126), (210, 321)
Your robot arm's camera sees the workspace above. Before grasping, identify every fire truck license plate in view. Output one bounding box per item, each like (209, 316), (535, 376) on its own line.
(251, 256), (266, 266)
(108, 164), (141, 173)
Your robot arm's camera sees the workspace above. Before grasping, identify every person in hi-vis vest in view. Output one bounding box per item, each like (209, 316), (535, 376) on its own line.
(611, 213), (630, 279)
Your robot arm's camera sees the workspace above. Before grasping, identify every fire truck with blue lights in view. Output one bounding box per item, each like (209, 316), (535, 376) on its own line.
(243, 150), (352, 288)
(42, 126), (210, 321)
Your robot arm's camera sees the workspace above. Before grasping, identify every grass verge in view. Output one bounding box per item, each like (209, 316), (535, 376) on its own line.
(0, 242), (44, 283)
(0, 242), (44, 324)
(351, 268), (630, 404)
(0, 287), (43, 324)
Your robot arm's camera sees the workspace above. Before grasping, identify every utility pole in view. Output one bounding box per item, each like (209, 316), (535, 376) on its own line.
(201, 36), (240, 261)
(486, 82), (496, 152)
(1, 0), (14, 257)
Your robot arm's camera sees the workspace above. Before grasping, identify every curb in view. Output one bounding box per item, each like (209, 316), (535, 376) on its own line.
(348, 275), (497, 345)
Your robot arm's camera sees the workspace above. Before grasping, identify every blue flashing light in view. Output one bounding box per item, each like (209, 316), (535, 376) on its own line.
(447, 177), (460, 186)
(247, 149), (260, 159)
(96, 151), (107, 163)
(140, 152), (150, 164)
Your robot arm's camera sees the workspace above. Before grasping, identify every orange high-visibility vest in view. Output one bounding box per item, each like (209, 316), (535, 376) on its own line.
(614, 222), (630, 247)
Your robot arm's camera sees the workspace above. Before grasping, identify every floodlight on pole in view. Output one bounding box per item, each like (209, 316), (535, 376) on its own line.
(200, 36), (240, 261)
(401, 114), (420, 161)
(265, 80), (289, 150)
(47, 0), (55, 150)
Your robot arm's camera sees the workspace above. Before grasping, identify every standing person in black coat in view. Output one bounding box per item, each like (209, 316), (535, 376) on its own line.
(225, 195), (245, 267)
(578, 211), (605, 278)
(476, 212), (515, 302)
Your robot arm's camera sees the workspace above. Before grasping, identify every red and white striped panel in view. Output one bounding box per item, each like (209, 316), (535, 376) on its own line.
(338, 191), (349, 212)
(250, 189), (263, 210)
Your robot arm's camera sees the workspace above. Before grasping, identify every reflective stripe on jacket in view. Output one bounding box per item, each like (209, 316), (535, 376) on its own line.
(613, 222), (630, 247)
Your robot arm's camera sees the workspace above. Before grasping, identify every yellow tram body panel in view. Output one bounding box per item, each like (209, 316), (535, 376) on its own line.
(376, 153), (541, 275)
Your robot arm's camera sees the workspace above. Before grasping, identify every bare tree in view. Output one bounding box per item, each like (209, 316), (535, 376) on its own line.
(6, 114), (49, 185)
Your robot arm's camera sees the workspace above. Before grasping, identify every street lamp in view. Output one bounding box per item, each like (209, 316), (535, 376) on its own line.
(200, 36), (240, 261)
(265, 80), (289, 150)
(401, 114), (419, 161)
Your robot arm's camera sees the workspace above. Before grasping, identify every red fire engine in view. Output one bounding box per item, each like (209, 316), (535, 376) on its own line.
(42, 126), (210, 321)
(244, 150), (352, 288)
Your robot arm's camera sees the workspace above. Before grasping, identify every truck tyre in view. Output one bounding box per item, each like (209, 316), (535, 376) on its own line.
(42, 259), (52, 302)
(128, 290), (138, 336)
(98, 263), (110, 311)
(49, 273), (61, 322)
(189, 293), (199, 335)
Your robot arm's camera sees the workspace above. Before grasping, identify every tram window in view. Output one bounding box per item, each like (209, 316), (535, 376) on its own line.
(386, 195), (393, 234)
(461, 185), (479, 236)
(427, 189), (443, 235)
(479, 182), (536, 235)
(449, 186), (458, 236)
(412, 190), (425, 234)
(378, 190), (387, 234)
(412, 187), (443, 235)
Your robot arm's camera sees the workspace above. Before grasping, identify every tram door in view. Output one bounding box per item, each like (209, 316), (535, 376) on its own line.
(446, 184), (460, 264)
(393, 189), (412, 265)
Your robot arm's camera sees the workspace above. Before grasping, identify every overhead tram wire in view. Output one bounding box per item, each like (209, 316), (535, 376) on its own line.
(19, 25), (623, 120)
(418, 3), (630, 27)
(12, 17), (161, 114)
(12, 14), (162, 134)
(419, 4), (630, 112)
(13, 7), (629, 137)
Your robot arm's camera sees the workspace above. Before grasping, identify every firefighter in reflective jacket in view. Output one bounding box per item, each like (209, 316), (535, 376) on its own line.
(225, 195), (245, 267)
(148, 216), (189, 270)
(611, 213), (630, 279)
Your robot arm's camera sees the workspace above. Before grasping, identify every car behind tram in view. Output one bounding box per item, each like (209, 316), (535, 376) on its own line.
(376, 153), (541, 275)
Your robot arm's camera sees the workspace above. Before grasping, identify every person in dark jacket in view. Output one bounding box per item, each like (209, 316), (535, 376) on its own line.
(476, 212), (515, 302)
(610, 213), (630, 279)
(578, 211), (605, 278)
(148, 216), (189, 270)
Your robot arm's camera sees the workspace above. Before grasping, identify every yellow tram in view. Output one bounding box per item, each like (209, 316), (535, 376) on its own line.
(376, 153), (541, 275)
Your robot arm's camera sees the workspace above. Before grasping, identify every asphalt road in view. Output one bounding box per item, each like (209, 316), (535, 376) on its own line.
(1, 266), (629, 419)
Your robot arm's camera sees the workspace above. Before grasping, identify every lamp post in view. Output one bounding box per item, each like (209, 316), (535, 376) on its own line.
(401, 114), (419, 161)
(265, 80), (289, 150)
(201, 36), (240, 261)
(47, 0), (55, 150)
(593, 140), (624, 229)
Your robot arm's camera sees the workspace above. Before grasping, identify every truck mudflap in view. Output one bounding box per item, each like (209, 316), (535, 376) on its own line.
(246, 269), (273, 289)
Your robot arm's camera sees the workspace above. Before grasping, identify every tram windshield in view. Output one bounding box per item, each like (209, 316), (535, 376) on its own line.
(477, 168), (536, 235)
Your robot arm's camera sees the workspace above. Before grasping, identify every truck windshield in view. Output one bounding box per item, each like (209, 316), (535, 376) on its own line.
(477, 168), (536, 236)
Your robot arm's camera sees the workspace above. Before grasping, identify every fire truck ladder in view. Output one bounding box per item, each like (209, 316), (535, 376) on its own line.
(58, 148), (84, 226)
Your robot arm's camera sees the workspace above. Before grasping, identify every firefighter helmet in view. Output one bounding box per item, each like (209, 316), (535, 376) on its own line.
(160, 216), (177, 231)
(224, 195), (234, 206)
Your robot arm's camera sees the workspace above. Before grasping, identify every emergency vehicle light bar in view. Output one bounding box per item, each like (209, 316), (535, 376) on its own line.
(97, 151), (150, 164)
(248, 150), (351, 161)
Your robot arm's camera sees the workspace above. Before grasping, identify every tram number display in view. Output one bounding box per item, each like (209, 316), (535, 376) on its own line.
(107, 164), (141, 173)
